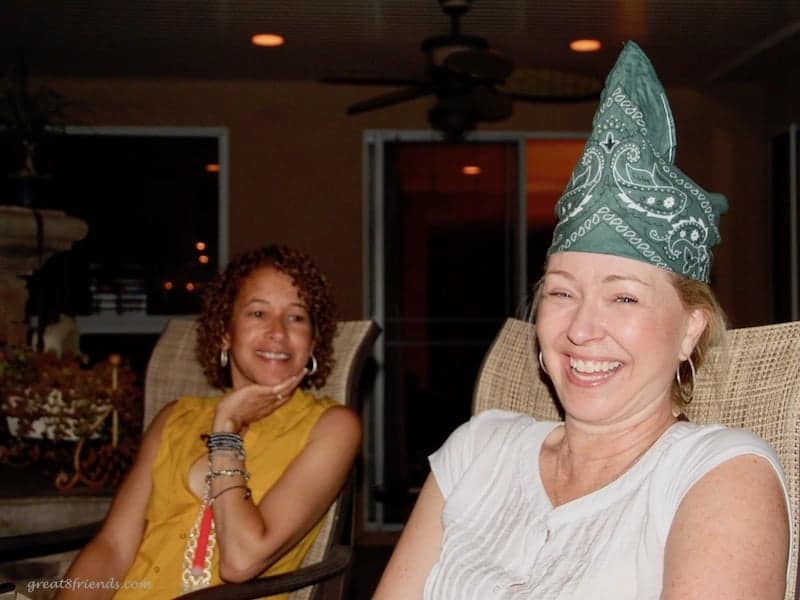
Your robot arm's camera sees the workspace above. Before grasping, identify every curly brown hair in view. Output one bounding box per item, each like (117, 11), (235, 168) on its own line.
(196, 245), (337, 390)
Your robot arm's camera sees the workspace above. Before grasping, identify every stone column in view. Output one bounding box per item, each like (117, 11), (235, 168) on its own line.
(0, 206), (88, 345)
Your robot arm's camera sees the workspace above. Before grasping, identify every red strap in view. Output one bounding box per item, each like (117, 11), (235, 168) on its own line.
(191, 505), (213, 575)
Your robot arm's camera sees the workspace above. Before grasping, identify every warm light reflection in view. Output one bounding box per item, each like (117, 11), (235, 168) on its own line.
(195, 241), (207, 251)
(570, 39), (602, 52)
(251, 33), (285, 47)
(163, 281), (174, 291)
(462, 165), (481, 176)
(186, 282), (196, 292)
(198, 254), (210, 264)
(205, 163), (220, 173)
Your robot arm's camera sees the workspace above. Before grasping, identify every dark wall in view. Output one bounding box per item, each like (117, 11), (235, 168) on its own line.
(47, 76), (779, 326)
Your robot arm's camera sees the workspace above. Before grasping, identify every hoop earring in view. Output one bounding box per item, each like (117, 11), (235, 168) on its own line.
(220, 349), (229, 368)
(538, 351), (549, 375)
(307, 354), (318, 376)
(676, 356), (696, 404)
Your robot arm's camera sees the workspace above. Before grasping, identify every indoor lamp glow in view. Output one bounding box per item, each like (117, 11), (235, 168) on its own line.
(570, 39), (602, 52)
(251, 34), (285, 47)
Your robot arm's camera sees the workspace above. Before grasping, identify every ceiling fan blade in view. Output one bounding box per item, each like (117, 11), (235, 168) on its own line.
(500, 68), (602, 102)
(347, 84), (435, 115)
(320, 75), (426, 87)
(443, 48), (513, 81)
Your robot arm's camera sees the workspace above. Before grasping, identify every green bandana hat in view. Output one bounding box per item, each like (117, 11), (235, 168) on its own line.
(547, 41), (728, 283)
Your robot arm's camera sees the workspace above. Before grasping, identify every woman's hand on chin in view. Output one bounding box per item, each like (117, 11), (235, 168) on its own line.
(213, 370), (307, 433)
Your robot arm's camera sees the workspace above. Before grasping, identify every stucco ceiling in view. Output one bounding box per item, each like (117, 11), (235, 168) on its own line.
(4, 0), (800, 89)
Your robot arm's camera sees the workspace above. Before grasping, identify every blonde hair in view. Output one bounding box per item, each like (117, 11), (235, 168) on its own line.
(528, 266), (727, 408)
(669, 273), (727, 407)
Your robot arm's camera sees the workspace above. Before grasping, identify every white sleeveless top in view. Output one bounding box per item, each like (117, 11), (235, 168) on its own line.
(424, 410), (790, 600)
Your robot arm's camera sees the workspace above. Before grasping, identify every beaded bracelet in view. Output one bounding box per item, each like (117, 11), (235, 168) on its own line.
(202, 431), (242, 442)
(202, 432), (244, 450)
(201, 432), (245, 460)
(208, 447), (245, 462)
(210, 484), (252, 504)
(206, 468), (250, 481)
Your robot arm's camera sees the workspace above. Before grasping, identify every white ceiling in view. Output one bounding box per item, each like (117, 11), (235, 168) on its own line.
(4, 0), (800, 88)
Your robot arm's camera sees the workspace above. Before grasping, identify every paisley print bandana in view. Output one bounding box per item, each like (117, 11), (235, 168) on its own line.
(547, 41), (728, 283)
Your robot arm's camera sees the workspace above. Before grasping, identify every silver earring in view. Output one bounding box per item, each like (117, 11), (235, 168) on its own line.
(220, 349), (229, 368)
(538, 351), (549, 375)
(676, 356), (696, 403)
(308, 354), (318, 376)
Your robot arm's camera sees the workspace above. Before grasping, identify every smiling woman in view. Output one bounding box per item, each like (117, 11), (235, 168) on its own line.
(57, 245), (360, 599)
(222, 265), (316, 390)
(196, 246), (337, 392)
(374, 41), (791, 600)
(536, 251), (707, 426)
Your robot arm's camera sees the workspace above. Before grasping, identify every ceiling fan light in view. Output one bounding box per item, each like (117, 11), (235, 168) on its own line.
(570, 39), (602, 53)
(428, 105), (475, 143)
(251, 33), (285, 47)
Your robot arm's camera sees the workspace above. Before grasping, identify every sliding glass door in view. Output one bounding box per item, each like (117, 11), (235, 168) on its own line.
(363, 131), (584, 529)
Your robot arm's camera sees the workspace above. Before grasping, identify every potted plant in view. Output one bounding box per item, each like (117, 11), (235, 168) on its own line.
(0, 346), (141, 490)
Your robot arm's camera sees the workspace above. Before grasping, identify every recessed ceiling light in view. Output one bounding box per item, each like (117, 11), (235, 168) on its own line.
(251, 33), (285, 47)
(462, 165), (481, 175)
(570, 39), (602, 53)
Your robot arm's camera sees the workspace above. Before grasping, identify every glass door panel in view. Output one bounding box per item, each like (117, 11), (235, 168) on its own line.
(377, 140), (521, 524)
(365, 133), (585, 530)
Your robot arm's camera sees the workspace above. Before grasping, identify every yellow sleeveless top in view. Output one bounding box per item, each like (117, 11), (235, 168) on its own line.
(115, 388), (337, 599)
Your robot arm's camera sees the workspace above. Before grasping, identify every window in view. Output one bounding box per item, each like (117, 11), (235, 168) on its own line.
(1, 126), (228, 373)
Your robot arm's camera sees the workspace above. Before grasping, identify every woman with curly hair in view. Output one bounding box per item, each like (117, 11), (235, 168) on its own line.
(60, 245), (360, 599)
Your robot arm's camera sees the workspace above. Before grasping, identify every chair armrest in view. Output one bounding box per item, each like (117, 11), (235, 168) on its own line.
(175, 545), (352, 600)
(0, 520), (102, 563)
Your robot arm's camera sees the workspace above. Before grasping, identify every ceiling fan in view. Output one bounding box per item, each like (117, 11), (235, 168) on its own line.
(322, 0), (602, 142)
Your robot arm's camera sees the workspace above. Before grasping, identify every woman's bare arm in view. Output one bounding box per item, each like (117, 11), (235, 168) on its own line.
(209, 404), (362, 582)
(373, 473), (445, 599)
(661, 454), (789, 600)
(55, 401), (174, 600)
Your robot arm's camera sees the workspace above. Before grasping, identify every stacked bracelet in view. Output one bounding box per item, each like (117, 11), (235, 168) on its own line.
(206, 468), (250, 481)
(210, 485), (252, 504)
(202, 432), (245, 452)
(201, 432), (245, 460)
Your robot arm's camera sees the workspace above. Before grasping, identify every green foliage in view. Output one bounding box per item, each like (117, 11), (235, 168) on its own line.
(0, 346), (141, 440)
(0, 346), (142, 489)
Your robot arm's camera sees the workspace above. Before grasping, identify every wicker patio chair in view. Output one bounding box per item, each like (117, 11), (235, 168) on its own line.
(473, 317), (800, 600)
(144, 318), (380, 600)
